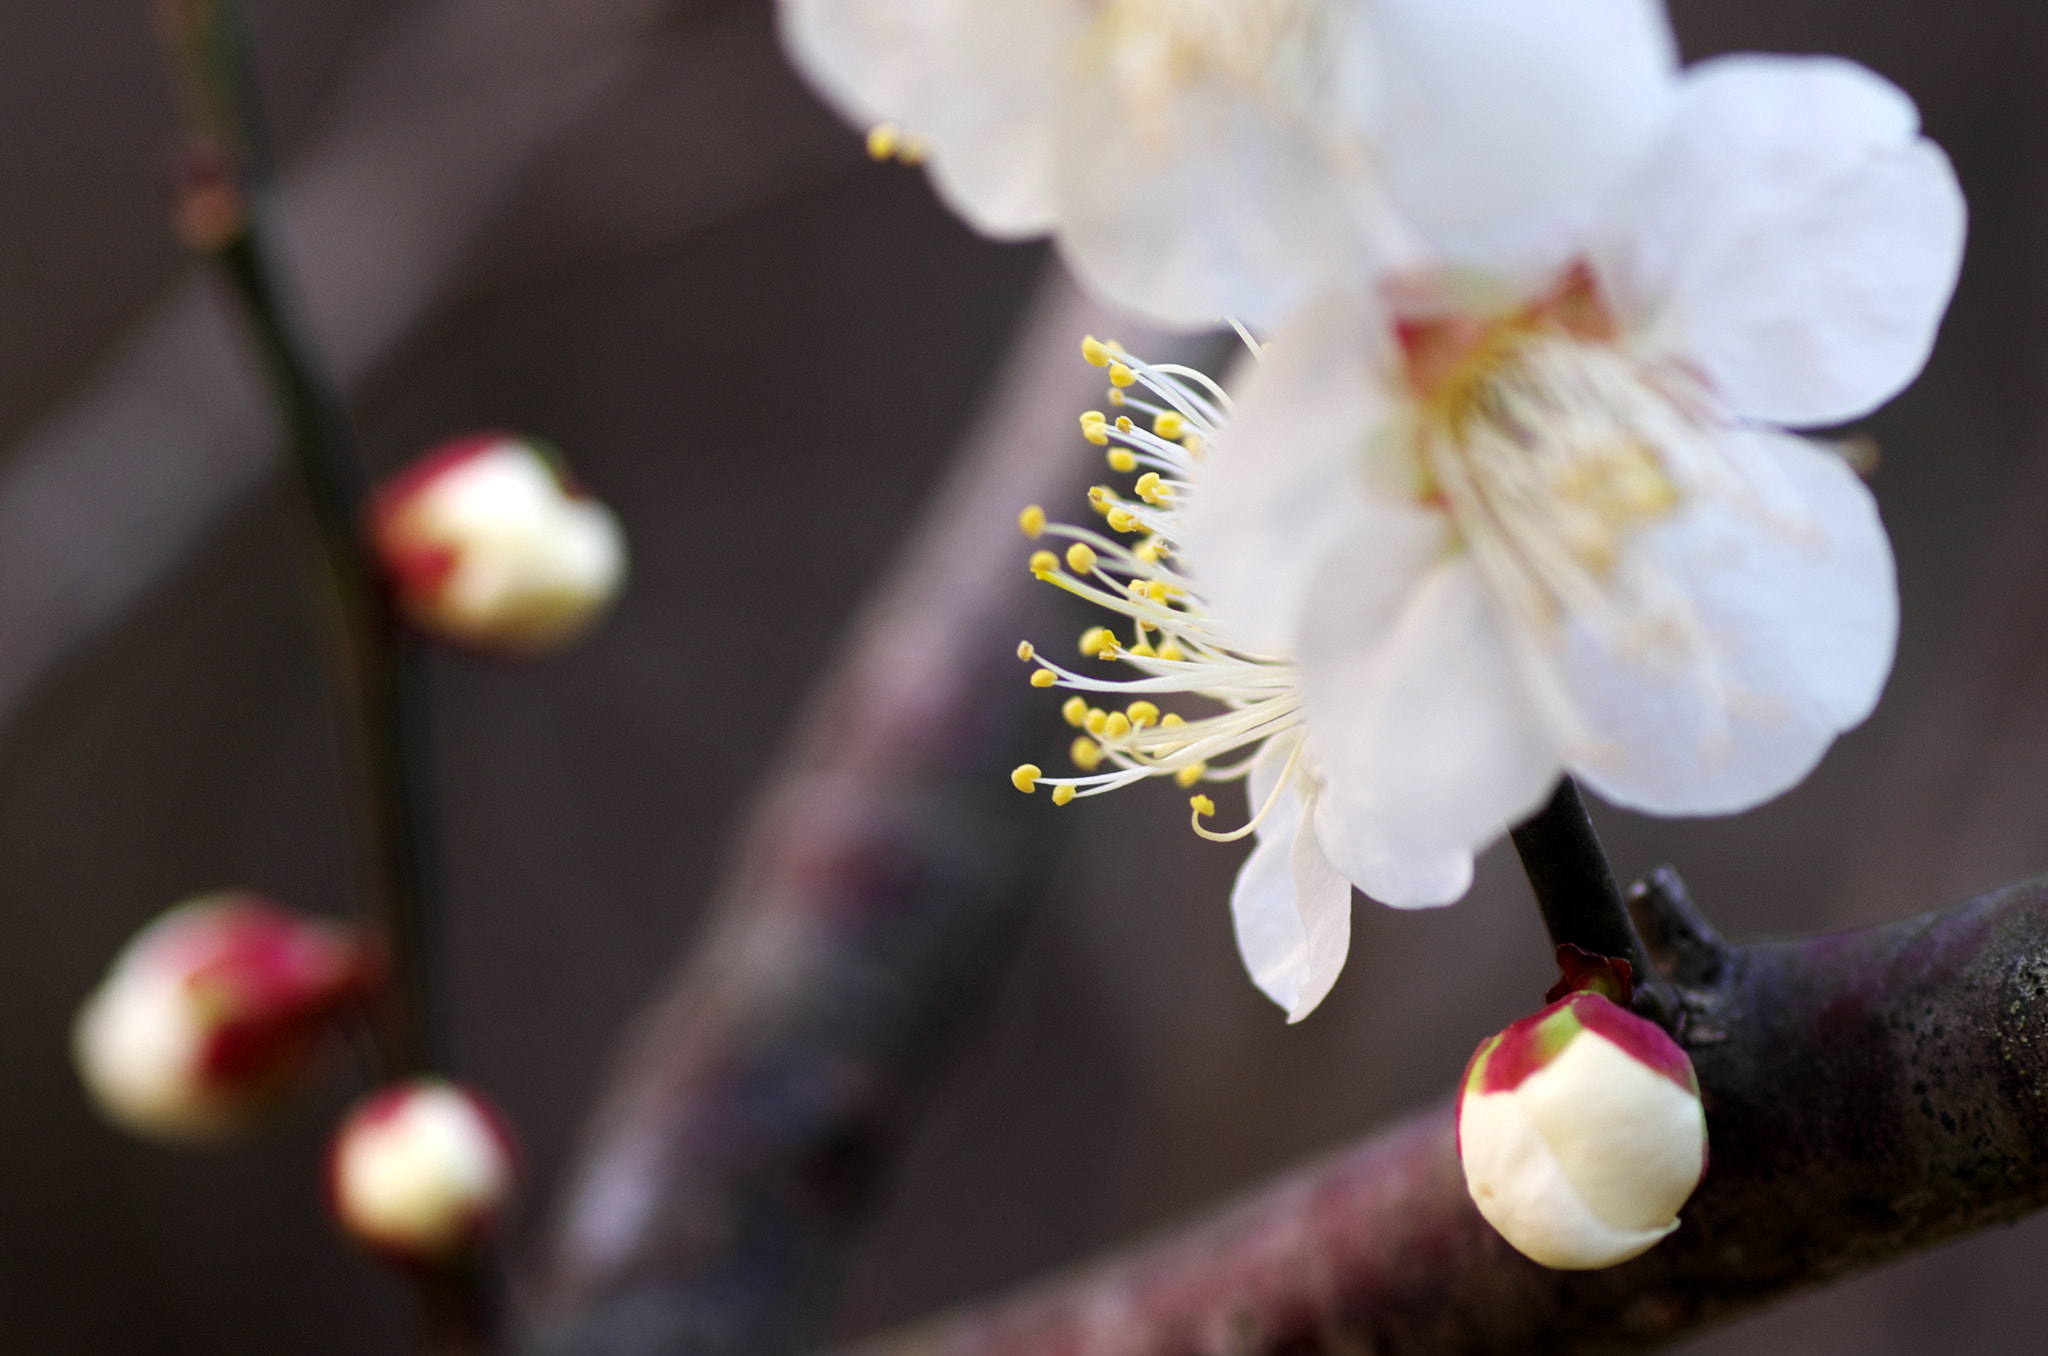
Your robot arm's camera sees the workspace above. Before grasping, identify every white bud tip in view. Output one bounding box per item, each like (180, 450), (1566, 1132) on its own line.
(328, 1079), (519, 1262)
(372, 434), (628, 656)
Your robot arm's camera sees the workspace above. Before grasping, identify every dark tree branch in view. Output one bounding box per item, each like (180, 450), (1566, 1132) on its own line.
(528, 273), (1222, 1356)
(830, 869), (2048, 1356)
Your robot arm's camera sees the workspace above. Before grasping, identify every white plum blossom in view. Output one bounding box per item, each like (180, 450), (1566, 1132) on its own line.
(778, 0), (1679, 327)
(1459, 990), (1708, 1269)
(1184, 53), (1965, 911)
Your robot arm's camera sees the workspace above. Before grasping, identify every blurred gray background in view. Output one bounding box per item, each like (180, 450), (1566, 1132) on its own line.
(1, 0), (2045, 1351)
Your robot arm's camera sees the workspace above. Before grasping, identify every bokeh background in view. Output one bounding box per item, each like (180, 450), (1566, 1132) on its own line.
(2, 0), (2046, 1351)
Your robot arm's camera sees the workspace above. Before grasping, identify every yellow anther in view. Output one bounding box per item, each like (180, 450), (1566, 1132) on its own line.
(1052, 784), (1077, 805)
(1017, 641), (1036, 661)
(1029, 550), (1059, 574)
(1159, 640), (1186, 662)
(1019, 504), (1047, 538)
(1154, 411), (1186, 440)
(1182, 434), (1206, 456)
(1107, 507), (1139, 533)
(1137, 617), (1157, 631)
(1103, 712), (1132, 740)
(866, 123), (902, 161)
(1062, 696), (1089, 727)
(1031, 669), (1058, 688)
(1190, 794), (1217, 819)
(1108, 339), (1126, 354)
(1108, 362), (1137, 388)
(895, 136), (927, 165)
(1081, 336), (1114, 367)
(1079, 626), (1116, 658)
(1134, 472), (1167, 504)
(1107, 448), (1138, 473)
(1134, 541), (1159, 564)
(1012, 764), (1042, 794)
(1070, 737), (1104, 772)
(1127, 701), (1160, 728)
(1085, 708), (1108, 735)
(1176, 762), (1208, 788)
(1160, 713), (1187, 729)
(1108, 388), (1126, 406)
(1082, 422), (1110, 447)
(1066, 543), (1099, 574)
(1127, 640), (1158, 658)
(1116, 415), (1134, 433)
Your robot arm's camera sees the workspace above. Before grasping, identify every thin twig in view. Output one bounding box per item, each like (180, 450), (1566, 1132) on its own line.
(157, 0), (445, 1084)
(1510, 776), (1676, 1025)
(154, 3), (483, 1349)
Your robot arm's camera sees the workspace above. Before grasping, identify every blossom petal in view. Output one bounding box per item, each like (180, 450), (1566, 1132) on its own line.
(1460, 1089), (1681, 1270)
(1182, 298), (1438, 654)
(778, 0), (1068, 237)
(1594, 55), (1966, 427)
(1371, 0), (1678, 282)
(1299, 554), (1562, 907)
(1231, 737), (1311, 1012)
(1051, 12), (1383, 326)
(1285, 798), (1354, 1023)
(1561, 431), (1897, 815)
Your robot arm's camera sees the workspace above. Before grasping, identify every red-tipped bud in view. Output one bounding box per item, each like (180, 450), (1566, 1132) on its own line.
(371, 433), (626, 655)
(327, 1079), (519, 1263)
(73, 894), (376, 1143)
(1458, 991), (1707, 1269)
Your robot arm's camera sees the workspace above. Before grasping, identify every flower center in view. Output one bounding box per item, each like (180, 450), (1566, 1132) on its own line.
(1396, 267), (1699, 627)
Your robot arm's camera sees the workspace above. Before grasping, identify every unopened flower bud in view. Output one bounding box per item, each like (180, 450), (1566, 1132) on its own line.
(327, 1079), (518, 1262)
(371, 433), (626, 655)
(1458, 991), (1706, 1269)
(73, 894), (375, 1143)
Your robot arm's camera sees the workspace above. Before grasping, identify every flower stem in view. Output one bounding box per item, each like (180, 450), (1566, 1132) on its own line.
(1509, 776), (1673, 1021)
(152, 4), (487, 1348)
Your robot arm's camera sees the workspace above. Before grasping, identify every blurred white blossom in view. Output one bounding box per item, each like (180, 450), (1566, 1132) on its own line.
(779, 0), (1678, 327)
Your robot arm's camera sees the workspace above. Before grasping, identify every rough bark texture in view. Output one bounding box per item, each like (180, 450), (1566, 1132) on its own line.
(834, 869), (2048, 1356)
(528, 274), (1218, 1356)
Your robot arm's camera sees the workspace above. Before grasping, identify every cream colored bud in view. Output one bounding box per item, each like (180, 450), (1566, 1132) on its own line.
(327, 1079), (518, 1261)
(372, 434), (627, 655)
(1458, 991), (1706, 1269)
(73, 894), (373, 1143)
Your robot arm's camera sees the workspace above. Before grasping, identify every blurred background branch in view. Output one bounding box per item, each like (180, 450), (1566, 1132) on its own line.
(528, 271), (1222, 1356)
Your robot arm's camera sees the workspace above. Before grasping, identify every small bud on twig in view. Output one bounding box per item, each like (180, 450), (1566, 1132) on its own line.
(370, 433), (627, 656)
(326, 1079), (519, 1264)
(1458, 991), (1706, 1269)
(72, 894), (376, 1143)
